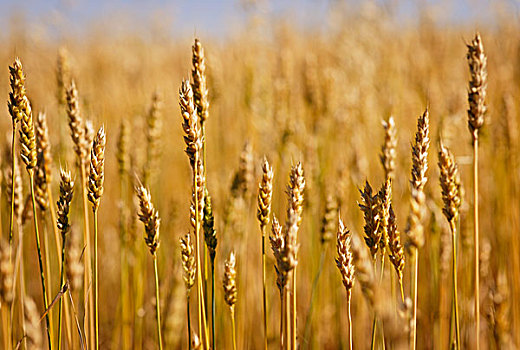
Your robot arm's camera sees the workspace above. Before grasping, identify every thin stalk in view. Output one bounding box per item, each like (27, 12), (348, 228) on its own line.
(43, 221), (53, 310)
(9, 126), (16, 245)
(153, 256), (163, 350)
(473, 136), (480, 350)
(134, 241), (145, 348)
(412, 249), (418, 350)
(370, 259), (378, 350)
(399, 279), (405, 304)
(119, 173), (130, 349)
(202, 123), (210, 341)
(280, 290), (284, 349)
(261, 225), (268, 350)
(303, 248), (326, 344)
(193, 152), (209, 349)
(285, 283), (291, 350)
(94, 209), (99, 350)
(450, 220), (460, 350)
(230, 307), (236, 350)
(48, 188), (72, 348)
(187, 295), (192, 349)
(79, 164), (92, 349)
(1, 307), (10, 350)
(58, 230), (66, 350)
(370, 315), (377, 350)
(30, 173), (52, 349)
(347, 290), (352, 350)
(14, 225), (27, 350)
(292, 269), (297, 350)
(211, 260), (215, 350)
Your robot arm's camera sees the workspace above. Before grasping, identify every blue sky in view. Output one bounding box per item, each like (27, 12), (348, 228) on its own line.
(0, 0), (517, 40)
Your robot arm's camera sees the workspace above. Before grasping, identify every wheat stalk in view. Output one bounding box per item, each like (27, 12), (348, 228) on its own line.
(257, 157), (273, 350)
(336, 218), (355, 350)
(13, 58), (53, 349)
(438, 142), (462, 349)
(88, 126), (105, 350)
(303, 193), (338, 342)
(270, 216), (286, 349)
(0, 239), (14, 349)
(116, 119), (131, 349)
(405, 108), (430, 350)
(57, 168), (74, 350)
(66, 80), (93, 348)
(180, 79), (209, 349)
(202, 187), (217, 348)
(223, 252), (237, 350)
(285, 163), (305, 350)
(467, 33), (487, 350)
(181, 232), (196, 348)
(136, 185), (163, 349)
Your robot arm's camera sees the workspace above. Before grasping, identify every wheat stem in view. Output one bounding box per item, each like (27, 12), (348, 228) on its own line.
(211, 260), (215, 350)
(231, 306), (237, 350)
(79, 163), (92, 347)
(450, 220), (460, 350)
(261, 225), (268, 350)
(473, 135), (480, 349)
(94, 209), (99, 350)
(303, 248), (325, 344)
(9, 127), (16, 245)
(58, 229), (66, 350)
(285, 282), (291, 350)
(153, 256), (163, 350)
(347, 290), (352, 350)
(291, 270), (297, 349)
(412, 248), (418, 350)
(30, 172), (52, 348)
(187, 297), (193, 349)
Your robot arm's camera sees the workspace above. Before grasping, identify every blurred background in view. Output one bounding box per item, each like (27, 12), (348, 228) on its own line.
(0, 0), (519, 349)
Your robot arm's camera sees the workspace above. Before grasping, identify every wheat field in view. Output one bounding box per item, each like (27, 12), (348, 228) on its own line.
(0, 1), (519, 349)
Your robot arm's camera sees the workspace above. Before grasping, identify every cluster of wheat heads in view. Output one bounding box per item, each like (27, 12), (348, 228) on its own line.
(0, 12), (519, 349)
